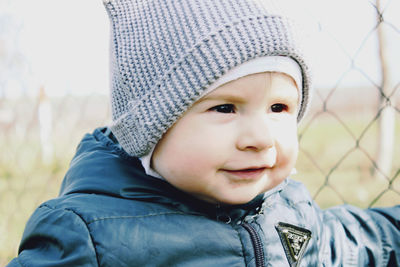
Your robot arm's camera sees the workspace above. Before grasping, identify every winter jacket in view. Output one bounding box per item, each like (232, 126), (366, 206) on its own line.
(7, 127), (400, 267)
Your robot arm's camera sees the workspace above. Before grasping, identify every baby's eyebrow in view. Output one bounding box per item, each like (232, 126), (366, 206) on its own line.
(272, 93), (299, 103)
(269, 87), (299, 103)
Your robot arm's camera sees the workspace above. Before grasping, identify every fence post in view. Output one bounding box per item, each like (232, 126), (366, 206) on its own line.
(375, 0), (395, 180)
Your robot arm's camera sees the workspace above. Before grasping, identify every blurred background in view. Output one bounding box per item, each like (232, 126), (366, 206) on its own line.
(1, 0), (399, 263)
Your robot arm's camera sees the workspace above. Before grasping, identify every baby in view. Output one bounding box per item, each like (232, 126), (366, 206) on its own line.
(8, 0), (399, 266)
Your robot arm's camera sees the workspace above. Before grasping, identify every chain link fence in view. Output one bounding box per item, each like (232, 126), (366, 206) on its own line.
(295, 0), (400, 208)
(1, 0), (399, 264)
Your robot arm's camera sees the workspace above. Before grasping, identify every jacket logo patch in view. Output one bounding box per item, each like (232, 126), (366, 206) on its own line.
(275, 222), (311, 267)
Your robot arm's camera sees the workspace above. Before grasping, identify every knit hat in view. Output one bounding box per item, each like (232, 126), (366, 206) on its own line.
(103, 0), (312, 157)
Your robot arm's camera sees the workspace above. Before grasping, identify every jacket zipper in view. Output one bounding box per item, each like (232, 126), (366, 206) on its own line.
(242, 222), (265, 267)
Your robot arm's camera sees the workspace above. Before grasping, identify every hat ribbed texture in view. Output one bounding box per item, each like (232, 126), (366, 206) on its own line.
(103, 0), (312, 157)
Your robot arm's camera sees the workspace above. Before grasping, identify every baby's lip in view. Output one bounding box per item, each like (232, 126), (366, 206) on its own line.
(221, 166), (269, 180)
(223, 164), (273, 172)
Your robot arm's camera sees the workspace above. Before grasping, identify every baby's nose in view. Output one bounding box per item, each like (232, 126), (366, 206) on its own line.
(236, 118), (274, 152)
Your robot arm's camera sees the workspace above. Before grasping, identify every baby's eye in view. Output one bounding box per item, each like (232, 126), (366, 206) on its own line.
(270, 103), (288, 113)
(209, 104), (235, 113)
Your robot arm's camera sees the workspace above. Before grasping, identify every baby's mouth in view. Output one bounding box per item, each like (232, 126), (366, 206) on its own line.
(222, 167), (267, 181)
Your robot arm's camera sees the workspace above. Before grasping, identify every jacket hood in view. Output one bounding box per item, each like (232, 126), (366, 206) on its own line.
(60, 128), (176, 201)
(59, 127), (287, 220)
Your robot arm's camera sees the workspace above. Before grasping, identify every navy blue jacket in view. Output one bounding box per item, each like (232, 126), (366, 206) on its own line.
(8, 128), (400, 266)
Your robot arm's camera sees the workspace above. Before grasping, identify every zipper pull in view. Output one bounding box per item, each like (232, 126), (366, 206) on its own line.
(244, 214), (257, 224)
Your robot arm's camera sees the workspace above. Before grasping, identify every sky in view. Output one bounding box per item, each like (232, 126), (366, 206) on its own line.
(1, 0), (109, 97)
(0, 0), (399, 98)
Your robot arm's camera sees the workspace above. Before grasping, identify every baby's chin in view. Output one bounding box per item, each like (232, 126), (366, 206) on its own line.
(208, 178), (286, 205)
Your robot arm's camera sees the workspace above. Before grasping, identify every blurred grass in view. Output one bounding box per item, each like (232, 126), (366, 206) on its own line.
(0, 95), (399, 264)
(295, 109), (400, 208)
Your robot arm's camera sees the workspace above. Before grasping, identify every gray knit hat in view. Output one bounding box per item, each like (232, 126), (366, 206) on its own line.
(103, 0), (312, 157)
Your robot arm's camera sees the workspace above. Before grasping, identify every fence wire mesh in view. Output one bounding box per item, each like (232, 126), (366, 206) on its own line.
(1, 0), (399, 264)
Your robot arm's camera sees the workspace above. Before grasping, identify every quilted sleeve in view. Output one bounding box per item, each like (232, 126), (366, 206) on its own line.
(320, 204), (400, 266)
(7, 204), (98, 267)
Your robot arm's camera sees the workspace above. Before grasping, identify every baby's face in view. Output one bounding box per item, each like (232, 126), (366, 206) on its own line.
(152, 72), (299, 205)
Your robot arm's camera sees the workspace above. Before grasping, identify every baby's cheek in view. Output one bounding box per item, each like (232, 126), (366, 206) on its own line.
(275, 135), (298, 170)
(282, 143), (298, 167)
